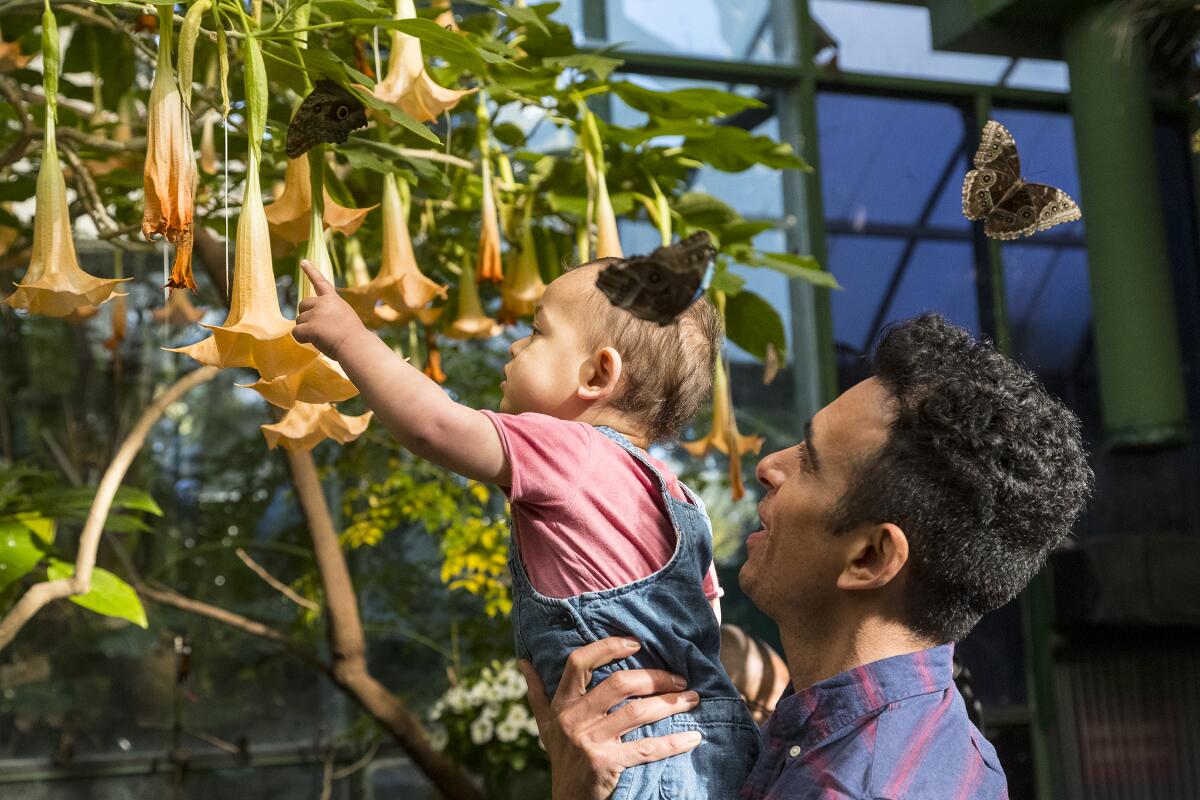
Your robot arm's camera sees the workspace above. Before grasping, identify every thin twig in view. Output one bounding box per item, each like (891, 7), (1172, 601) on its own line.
(235, 547), (320, 612)
(0, 78), (34, 168)
(331, 739), (380, 780)
(59, 142), (120, 235)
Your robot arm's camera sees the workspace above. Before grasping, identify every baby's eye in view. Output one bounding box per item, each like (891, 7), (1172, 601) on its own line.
(529, 325), (541, 336)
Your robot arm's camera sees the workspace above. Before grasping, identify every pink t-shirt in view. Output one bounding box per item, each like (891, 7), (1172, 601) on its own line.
(482, 411), (721, 601)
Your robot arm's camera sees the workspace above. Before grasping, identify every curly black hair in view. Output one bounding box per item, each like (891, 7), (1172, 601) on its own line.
(830, 313), (1094, 643)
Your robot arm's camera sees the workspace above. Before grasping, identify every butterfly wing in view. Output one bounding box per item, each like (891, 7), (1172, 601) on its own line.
(286, 80), (368, 158)
(1026, 183), (1082, 233)
(973, 120), (1021, 179)
(983, 186), (1042, 240)
(963, 168), (1016, 221)
(595, 232), (716, 325)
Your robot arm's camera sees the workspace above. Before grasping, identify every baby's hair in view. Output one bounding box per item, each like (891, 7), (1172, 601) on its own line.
(570, 258), (723, 443)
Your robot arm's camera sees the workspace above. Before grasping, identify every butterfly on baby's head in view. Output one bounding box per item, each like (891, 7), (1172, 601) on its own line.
(962, 120), (1082, 240)
(594, 232), (717, 326)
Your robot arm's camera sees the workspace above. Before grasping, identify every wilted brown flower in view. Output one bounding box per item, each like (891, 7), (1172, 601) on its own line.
(142, 22), (197, 291)
(682, 354), (764, 501)
(264, 155), (375, 255)
(423, 330), (447, 383)
(0, 34), (32, 72)
(373, 0), (474, 123)
(168, 153), (319, 379)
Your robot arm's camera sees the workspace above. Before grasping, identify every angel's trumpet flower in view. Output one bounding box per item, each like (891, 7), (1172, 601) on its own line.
(153, 288), (207, 328)
(373, 0), (474, 122)
(264, 155), (375, 255)
(475, 101), (503, 283)
(90, 94), (137, 178)
(167, 151), (319, 379)
(4, 9), (129, 317)
(261, 401), (373, 451)
(432, 0), (459, 32)
(142, 6), (197, 291)
(423, 328), (447, 383)
(682, 354), (764, 501)
(445, 259), (502, 340)
(339, 173), (445, 320)
(343, 236), (399, 328)
(582, 109), (623, 259)
(498, 210), (544, 323)
(243, 182), (358, 409)
(0, 33), (30, 72)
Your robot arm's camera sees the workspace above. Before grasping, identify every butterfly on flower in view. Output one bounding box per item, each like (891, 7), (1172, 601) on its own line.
(595, 231), (717, 326)
(285, 80), (368, 158)
(962, 120), (1082, 240)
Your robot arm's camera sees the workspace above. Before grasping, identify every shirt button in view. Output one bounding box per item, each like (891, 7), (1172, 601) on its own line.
(788, 745), (802, 758)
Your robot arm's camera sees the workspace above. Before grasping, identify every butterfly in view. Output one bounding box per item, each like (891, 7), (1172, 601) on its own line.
(962, 120), (1082, 240)
(285, 80), (368, 159)
(595, 232), (716, 326)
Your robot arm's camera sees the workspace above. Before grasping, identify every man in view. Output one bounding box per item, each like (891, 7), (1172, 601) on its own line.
(520, 314), (1092, 799)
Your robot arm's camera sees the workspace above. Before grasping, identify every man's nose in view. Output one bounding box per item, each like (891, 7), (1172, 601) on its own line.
(756, 449), (790, 491)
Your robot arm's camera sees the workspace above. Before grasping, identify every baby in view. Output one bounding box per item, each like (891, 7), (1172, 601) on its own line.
(294, 256), (760, 797)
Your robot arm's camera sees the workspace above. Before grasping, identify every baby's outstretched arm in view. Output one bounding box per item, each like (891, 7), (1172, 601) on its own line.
(293, 260), (510, 486)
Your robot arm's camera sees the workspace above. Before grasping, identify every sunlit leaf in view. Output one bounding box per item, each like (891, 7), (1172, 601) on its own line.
(0, 522), (45, 592)
(611, 82), (766, 119)
(725, 290), (786, 362)
(47, 559), (148, 628)
(745, 251), (840, 289)
(543, 53), (623, 81)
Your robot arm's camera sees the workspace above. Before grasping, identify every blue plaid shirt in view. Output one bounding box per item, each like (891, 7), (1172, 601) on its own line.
(740, 645), (1008, 799)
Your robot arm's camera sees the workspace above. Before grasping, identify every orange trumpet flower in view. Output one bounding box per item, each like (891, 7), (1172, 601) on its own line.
(264, 155), (375, 255)
(683, 354), (764, 501)
(373, 0), (474, 123)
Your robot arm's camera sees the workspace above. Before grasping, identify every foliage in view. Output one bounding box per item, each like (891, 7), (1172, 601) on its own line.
(0, 466), (155, 627)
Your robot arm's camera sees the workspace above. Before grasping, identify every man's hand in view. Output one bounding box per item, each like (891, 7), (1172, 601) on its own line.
(520, 637), (702, 800)
(293, 259), (367, 360)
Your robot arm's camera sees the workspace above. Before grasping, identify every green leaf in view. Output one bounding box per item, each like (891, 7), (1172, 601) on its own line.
(351, 86), (441, 145)
(543, 53), (623, 81)
(746, 251), (840, 289)
(461, 0), (553, 34)
(672, 192), (740, 229)
(681, 127), (810, 172)
(13, 513), (54, 545)
(112, 488), (163, 517)
(717, 220), (777, 247)
(709, 268), (746, 296)
(0, 522), (45, 592)
(47, 560), (148, 629)
(725, 290), (786, 362)
(611, 82), (766, 120)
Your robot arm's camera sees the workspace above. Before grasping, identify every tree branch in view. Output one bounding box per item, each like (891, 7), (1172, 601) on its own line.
(235, 547), (320, 612)
(0, 78), (34, 168)
(0, 366), (220, 651)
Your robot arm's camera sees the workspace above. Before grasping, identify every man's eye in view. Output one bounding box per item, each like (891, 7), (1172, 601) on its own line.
(795, 443), (812, 469)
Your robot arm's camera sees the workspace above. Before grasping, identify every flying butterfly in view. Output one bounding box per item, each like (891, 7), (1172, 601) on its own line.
(963, 120), (1082, 240)
(595, 231), (716, 326)
(285, 80), (368, 159)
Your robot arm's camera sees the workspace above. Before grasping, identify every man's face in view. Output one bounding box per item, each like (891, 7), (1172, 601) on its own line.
(739, 378), (896, 628)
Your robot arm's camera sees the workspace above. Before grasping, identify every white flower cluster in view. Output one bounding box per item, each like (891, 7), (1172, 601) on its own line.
(428, 660), (542, 751)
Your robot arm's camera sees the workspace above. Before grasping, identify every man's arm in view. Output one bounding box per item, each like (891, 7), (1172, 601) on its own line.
(520, 637), (703, 800)
(293, 260), (509, 485)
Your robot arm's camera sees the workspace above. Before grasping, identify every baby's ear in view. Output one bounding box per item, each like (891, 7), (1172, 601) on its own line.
(577, 346), (624, 402)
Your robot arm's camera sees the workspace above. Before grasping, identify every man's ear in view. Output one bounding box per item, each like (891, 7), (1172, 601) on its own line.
(836, 523), (909, 591)
(578, 346), (623, 402)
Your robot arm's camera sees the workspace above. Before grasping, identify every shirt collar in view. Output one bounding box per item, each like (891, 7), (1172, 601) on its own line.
(766, 644), (955, 749)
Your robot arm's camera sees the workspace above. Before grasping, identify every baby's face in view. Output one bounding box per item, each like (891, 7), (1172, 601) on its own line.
(500, 266), (602, 416)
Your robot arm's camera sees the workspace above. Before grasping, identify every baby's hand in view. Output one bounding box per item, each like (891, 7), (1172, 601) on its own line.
(293, 259), (365, 360)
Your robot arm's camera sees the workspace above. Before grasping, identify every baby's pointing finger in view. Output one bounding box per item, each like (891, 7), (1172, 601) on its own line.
(299, 259), (335, 296)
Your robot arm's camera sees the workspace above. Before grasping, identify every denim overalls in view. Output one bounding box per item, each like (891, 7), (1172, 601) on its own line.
(510, 426), (761, 799)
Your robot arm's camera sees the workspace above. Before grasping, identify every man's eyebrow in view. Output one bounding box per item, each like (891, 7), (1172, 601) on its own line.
(804, 419), (821, 470)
